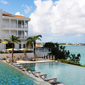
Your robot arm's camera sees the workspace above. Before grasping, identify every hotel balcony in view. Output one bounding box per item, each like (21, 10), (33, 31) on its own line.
(2, 35), (28, 40)
(2, 24), (28, 31)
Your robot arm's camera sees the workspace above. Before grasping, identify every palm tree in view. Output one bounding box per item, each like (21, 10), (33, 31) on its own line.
(4, 35), (20, 62)
(26, 35), (42, 59)
(0, 39), (2, 43)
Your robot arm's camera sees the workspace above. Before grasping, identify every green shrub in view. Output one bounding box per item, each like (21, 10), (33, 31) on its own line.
(61, 59), (64, 62)
(82, 65), (85, 67)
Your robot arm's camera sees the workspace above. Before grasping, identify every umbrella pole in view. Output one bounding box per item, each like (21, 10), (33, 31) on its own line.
(12, 44), (14, 62)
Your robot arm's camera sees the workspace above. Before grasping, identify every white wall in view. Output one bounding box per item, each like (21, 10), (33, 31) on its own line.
(0, 9), (2, 39)
(11, 20), (17, 28)
(35, 51), (49, 57)
(11, 31), (17, 36)
(0, 53), (34, 60)
(2, 19), (9, 25)
(2, 30), (9, 39)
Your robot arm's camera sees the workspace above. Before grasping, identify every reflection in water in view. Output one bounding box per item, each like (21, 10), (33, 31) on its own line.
(21, 63), (36, 71)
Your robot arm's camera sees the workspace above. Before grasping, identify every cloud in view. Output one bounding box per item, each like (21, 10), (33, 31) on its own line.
(29, 0), (85, 37)
(22, 4), (31, 14)
(15, 12), (23, 16)
(1, 0), (8, 4)
(75, 34), (82, 37)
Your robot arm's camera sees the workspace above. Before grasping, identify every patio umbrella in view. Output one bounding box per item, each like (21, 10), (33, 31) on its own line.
(19, 48), (29, 51)
(17, 42), (22, 44)
(6, 48), (18, 51)
(23, 48), (29, 51)
(2, 42), (8, 44)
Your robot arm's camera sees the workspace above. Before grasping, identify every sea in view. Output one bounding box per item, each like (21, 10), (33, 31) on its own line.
(65, 45), (85, 65)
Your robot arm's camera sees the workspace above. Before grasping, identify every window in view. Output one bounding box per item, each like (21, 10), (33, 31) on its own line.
(19, 44), (21, 49)
(6, 43), (14, 49)
(23, 44), (25, 48)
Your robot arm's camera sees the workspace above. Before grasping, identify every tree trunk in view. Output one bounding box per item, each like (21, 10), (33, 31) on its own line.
(34, 41), (36, 59)
(12, 43), (14, 62)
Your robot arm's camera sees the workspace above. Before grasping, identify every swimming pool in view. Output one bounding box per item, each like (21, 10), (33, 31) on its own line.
(0, 61), (39, 85)
(22, 62), (85, 85)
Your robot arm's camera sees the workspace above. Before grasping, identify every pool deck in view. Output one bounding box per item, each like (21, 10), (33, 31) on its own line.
(16, 58), (57, 64)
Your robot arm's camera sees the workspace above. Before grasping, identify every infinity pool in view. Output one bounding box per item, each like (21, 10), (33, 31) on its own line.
(22, 62), (85, 85)
(0, 61), (39, 85)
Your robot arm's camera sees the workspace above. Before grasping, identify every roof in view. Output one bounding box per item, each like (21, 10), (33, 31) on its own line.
(2, 14), (30, 19)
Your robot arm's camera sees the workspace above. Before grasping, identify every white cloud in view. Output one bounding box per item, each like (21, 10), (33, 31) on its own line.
(15, 12), (23, 16)
(29, 0), (85, 37)
(1, 0), (8, 4)
(75, 34), (82, 37)
(22, 4), (31, 14)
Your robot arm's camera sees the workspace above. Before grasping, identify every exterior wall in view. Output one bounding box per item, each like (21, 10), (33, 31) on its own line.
(35, 51), (49, 57)
(2, 30), (9, 39)
(11, 31), (17, 36)
(0, 9), (2, 39)
(2, 19), (9, 27)
(0, 44), (5, 50)
(0, 53), (34, 60)
(11, 20), (17, 28)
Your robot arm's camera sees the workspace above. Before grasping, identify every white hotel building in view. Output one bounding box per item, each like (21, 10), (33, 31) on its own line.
(0, 9), (31, 50)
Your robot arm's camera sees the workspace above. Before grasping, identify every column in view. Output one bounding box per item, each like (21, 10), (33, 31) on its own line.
(24, 30), (25, 38)
(24, 20), (25, 29)
(17, 30), (18, 37)
(9, 30), (11, 35)
(17, 19), (18, 28)
(9, 19), (11, 28)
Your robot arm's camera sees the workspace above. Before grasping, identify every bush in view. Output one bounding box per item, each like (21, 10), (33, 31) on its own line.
(82, 65), (85, 67)
(0, 51), (4, 54)
(58, 59), (81, 66)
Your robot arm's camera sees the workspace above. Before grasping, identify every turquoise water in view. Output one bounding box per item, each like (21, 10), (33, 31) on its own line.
(0, 61), (38, 85)
(22, 62), (85, 85)
(65, 45), (85, 65)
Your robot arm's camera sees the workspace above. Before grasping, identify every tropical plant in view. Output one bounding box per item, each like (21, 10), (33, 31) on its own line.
(26, 35), (42, 59)
(44, 42), (81, 63)
(4, 35), (20, 62)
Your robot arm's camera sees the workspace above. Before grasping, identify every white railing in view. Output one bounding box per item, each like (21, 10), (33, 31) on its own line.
(11, 24), (17, 28)
(18, 35), (28, 39)
(2, 24), (28, 29)
(18, 35), (24, 39)
(2, 24), (9, 28)
(2, 35), (10, 39)
(18, 24), (24, 28)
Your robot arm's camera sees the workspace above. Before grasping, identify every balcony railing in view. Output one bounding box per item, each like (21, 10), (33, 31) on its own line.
(2, 24), (28, 29)
(2, 35), (28, 39)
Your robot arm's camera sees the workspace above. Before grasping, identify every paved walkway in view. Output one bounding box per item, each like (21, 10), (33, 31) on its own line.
(17, 58), (56, 64)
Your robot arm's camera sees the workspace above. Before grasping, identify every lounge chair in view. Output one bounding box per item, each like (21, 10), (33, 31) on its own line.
(13, 63), (23, 68)
(34, 73), (47, 78)
(36, 74), (57, 82)
(28, 70), (41, 75)
(43, 77), (57, 82)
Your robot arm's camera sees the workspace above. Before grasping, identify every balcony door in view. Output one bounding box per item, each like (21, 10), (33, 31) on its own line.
(18, 21), (24, 28)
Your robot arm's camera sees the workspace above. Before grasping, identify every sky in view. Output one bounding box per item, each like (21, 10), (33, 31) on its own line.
(0, 0), (85, 43)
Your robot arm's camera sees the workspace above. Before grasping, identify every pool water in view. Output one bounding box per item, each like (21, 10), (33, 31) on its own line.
(0, 61), (38, 85)
(22, 62), (85, 85)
